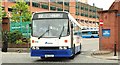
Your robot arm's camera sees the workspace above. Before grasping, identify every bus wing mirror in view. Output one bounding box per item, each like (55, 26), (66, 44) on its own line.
(71, 24), (73, 29)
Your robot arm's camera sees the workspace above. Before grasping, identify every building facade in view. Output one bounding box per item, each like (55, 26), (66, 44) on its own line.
(98, 1), (120, 51)
(2, 0), (102, 30)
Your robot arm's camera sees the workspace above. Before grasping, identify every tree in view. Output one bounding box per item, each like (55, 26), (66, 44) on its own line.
(0, 1), (3, 20)
(0, 4), (7, 18)
(11, 0), (32, 22)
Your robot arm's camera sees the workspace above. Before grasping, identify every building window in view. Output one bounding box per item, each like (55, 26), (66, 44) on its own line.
(89, 15), (92, 18)
(85, 13), (88, 17)
(76, 12), (79, 15)
(93, 15), (96, 18)
(81, 6), (84, 10)
(57, 2), (63, 4)
(81, 13), (84, 16)
(57, 8), (63, 11)
(50, 0), (56, 2)
(93, 9), (96, 12)
(64, 10), (69, 12)
(41, 4), (48, 9)
(25, 0), (30, 5)
(89, 9), (92, 12)
(97, 22), (99, 25)
(85, 7), (88, 11)
(64, 2), (69, 6)
(32, 2), (40, 7)
(50, 6), (56, 10)
(76, 5), (79, 9)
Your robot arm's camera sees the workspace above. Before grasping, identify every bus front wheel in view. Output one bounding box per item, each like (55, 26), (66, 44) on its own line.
(41, 57), (45, 59)
(69, 44), (75, 59)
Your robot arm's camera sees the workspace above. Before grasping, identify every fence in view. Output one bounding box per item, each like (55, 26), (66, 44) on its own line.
(10, 22), (31, 38)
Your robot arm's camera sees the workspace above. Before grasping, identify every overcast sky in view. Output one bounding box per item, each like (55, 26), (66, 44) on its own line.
(88, 0), (115, 10)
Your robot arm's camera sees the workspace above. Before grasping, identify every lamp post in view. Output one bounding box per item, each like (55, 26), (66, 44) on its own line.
(99, 19), (103, 50)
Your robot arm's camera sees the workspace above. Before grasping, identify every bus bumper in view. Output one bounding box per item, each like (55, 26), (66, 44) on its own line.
(31, 49), (73, 57)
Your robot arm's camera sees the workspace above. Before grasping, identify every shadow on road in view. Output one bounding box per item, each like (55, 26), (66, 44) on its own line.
(34, 57), (70, 62)
(34, 54), (80, 62)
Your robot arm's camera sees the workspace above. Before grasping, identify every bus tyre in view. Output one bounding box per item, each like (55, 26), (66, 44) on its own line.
(69, 44), (75, 59)
(91, 36), (94, 38)
(41, 57), (45, 59)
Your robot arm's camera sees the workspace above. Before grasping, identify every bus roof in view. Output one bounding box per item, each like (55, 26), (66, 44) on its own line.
(82, 29), (99, 32)
(33, 11), (69, 14)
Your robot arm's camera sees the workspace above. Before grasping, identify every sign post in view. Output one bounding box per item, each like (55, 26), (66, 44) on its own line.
(99, 19), (103, 50)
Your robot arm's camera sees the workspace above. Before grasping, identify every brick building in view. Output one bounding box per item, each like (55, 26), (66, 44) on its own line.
(98, 0), (120, 51)
(1, 0), (102, 30)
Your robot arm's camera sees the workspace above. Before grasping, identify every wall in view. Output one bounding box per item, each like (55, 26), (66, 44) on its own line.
(98, 1), (120, 51)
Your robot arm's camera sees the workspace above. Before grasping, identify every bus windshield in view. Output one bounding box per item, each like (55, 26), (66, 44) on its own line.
(32, 19), (69, 38)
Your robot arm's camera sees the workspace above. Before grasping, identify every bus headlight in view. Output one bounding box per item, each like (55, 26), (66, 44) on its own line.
(63, 47), (67, 49)
(59, 47), (63, 49)
(32, 46), (36, 50)
(36, 47), (39, 49)
(59, 46), (68, 49)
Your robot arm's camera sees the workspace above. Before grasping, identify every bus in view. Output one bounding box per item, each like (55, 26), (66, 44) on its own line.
(30, 11), (82, 59)
(81, 29), (99, 38)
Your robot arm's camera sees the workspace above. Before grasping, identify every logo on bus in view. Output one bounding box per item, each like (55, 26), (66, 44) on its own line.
(45, 42), (53, 44)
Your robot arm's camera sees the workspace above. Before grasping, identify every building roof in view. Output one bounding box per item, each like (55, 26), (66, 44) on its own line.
(98, 10), (118, 13)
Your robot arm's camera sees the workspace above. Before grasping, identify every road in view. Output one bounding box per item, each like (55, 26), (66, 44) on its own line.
(1, 38), (118, 63)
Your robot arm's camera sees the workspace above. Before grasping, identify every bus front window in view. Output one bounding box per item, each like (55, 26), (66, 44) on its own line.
(32, 19), (69, 38)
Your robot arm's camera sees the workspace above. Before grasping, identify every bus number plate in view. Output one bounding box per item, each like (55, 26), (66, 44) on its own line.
(45, 55), (54, 57)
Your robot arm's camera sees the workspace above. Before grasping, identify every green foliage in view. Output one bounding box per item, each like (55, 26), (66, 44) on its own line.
(11, 0), (32, 22)
(2, 12), (7, 17)
(8, 30), (23, 44)
(16, 39), (27, 44)
(16, 40), (23, 44)
(2, 30), (30, 44)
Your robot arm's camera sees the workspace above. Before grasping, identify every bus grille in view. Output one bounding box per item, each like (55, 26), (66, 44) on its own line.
(39, 47), (59, 50)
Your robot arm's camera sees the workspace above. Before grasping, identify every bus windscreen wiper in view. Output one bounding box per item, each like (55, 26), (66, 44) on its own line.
(59, 26), (64, 39)
(38, 29), (49, 39)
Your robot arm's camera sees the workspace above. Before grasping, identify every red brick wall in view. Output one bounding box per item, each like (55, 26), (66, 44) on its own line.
(99, 11), (118, 51)
(69, 1), (76, 18)
(118, 2), (120, 51)
(99, 1), (120, 51)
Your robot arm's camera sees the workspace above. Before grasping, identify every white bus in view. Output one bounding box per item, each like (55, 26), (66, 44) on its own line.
(81, 29), (99, 38)
(30, 11), (82, 59)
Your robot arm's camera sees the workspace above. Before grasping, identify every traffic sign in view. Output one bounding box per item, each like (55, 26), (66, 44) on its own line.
(99, 19), (103, 26)
(102, 29), (110, 37)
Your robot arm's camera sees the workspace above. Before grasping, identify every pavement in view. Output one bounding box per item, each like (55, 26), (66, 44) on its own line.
(91, 50), (119, 60)
(2, 48), (30, 53)
(1, 48), (120, 60)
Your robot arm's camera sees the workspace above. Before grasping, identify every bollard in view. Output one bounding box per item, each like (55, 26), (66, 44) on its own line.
(114, 42), (117, 56)
(2, 31), (8, 52)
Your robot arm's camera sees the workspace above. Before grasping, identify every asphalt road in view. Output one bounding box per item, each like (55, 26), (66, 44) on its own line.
(1, 38), (118, 63)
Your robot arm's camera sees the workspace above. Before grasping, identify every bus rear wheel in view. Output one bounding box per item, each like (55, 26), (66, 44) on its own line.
(91, 36), (94, 38)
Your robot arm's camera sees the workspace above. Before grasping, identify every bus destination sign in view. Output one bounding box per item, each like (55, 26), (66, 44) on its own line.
(38, 13), (63, 18)
(33, 13), (68, 19)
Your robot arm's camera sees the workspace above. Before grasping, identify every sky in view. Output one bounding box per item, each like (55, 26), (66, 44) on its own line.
(88, 0), (115, 10)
